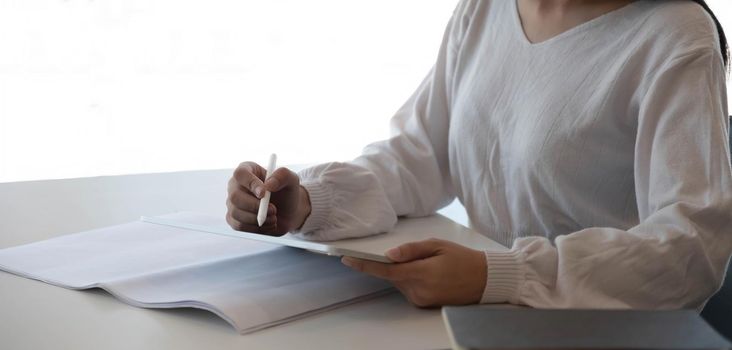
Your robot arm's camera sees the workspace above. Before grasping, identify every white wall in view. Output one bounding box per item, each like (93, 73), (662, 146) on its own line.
(1, 1), (730, 183)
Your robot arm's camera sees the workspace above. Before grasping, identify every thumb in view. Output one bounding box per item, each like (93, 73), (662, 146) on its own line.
(263, 167), (299, 192)
(386, 238), (445, 263)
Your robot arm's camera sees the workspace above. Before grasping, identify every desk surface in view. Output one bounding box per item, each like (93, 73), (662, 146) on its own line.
(0, 169), (470, 350)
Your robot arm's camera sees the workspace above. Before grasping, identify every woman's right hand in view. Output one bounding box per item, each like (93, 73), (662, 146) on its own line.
(226, 161), (311, 236)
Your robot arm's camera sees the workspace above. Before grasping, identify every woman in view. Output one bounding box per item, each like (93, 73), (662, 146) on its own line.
(226, 0), (732, 309)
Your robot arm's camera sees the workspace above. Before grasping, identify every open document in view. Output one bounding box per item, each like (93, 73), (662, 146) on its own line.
(0, 212), (394, 334)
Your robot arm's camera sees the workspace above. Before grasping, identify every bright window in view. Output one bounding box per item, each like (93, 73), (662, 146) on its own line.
(0, 0), (455, 182)
(1, 1), (730, 183)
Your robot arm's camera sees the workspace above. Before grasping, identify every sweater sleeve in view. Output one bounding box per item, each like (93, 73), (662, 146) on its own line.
(480, 48), (732, 309)
(291, 0), (476, 241)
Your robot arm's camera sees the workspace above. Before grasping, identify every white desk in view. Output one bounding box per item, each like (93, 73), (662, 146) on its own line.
(0, 169), (470, 350)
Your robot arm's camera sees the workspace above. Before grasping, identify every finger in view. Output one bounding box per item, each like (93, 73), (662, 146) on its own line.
(226, 214), (240, 230)
(233, 162), (267, 198)
(227, 176), (243, 193)
(341, 257), (421, 281)
(264, 167), (298, 192)
(385, 238), (447, 263)
(229, 207), (277, 226)
(245, 222), (282, 235)
(229, 207), (257, 224)
(227, 215), (277, 233)
(238, 222), (278, 233)
(228, 191), (277, 216)
(226, 215), (273, 231)
(228, 190), (261, 212)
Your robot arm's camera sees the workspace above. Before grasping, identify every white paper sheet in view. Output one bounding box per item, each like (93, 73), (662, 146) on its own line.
(0, 212), (393, 334)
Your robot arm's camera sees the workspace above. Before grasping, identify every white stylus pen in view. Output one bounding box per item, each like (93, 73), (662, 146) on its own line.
(257, 153), (277, 227)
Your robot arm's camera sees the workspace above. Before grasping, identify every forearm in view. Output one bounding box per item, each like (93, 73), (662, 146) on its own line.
(480, 205), (732, 309)
(290, 162), (398, 241)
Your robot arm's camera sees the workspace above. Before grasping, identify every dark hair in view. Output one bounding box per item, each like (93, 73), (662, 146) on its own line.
(690, 0), (729, 71)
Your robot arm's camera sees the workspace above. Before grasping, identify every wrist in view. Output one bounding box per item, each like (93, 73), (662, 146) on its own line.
(295, 185), (312, 230)
(481, 250), (524, 304)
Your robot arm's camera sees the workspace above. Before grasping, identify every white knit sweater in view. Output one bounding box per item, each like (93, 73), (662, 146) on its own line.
(294, 0), (732, 309)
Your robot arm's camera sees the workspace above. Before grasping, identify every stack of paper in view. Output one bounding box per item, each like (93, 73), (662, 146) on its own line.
(0, 212), (393, 334)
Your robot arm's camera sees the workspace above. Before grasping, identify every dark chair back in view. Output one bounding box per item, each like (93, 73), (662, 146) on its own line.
(702, 259), (732, 340)
(700, 122), (732, 340)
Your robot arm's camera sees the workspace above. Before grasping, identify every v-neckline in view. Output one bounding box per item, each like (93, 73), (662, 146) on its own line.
(511, 0), (642, 47)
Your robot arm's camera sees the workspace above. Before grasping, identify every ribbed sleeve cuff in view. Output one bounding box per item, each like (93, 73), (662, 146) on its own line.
(480, 250), (525, 304)
(297, 181), (332, 234)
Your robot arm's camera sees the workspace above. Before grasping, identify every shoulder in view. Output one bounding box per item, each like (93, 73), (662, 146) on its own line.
(624, 0), (724, 88)
(638, 0), (720, 56)
(630, 3), (727, 123)
(446, 0), (515, 49)
(452, 0), (485, 18)
(449, 0), (487, 33)
(444, 0), (491, 51)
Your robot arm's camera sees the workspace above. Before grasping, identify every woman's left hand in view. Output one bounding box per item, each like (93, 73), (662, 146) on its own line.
(341, 238), (487, 307)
